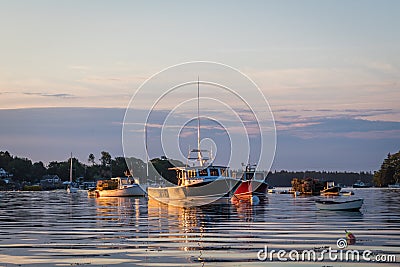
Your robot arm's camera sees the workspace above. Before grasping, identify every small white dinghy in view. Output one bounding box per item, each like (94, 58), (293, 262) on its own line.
(316, 198), (363, 211)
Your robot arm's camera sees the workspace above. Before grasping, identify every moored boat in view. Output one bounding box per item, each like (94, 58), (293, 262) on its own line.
(353, 180), (371, 188)
(92, 176), (146, 197)
(320, 181), (341, 196)
(233, 164), (268, 200)
(67, 153), (79, 194)
(388, 180), (400, 188)
(316, 198), (363, 211)
(267, 187), (276, 194)
(148, 164), (240, 206)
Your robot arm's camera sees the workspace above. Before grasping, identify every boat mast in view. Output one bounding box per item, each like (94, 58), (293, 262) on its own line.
(197, 76), (202, 166)
(145, 126), (149, 178)
(69, 152), (73, 183)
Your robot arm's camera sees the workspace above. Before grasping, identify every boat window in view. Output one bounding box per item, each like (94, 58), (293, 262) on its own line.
(245, 172), (254, 180)
(198, 169), (208, 176)
(188, 170), (196, 178)
(209, 168), (219, 176)
(220, 168), (229, 177)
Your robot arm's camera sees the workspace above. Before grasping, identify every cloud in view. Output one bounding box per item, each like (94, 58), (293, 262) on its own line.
(274, 108), (399, 122)
(364, 61), (399, 74)
(23, 92), (75, 98)
(277, 115), (400, 140)
(79, 75), (146, 86)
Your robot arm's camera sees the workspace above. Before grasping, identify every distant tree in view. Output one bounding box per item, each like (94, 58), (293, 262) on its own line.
(0, 151), (13, 169)
(85, 165), (101, 181)
(112, 157), (129, 177)
(72, 157), (86, 180)
(100, 151), (111, 167)
(88, 153), (95, 166)
(99, 151), (112, 178)
(374, 151), (400, 187)
(47, 161), (70, 180)
(47, 157), (86, 181)
(149, 157), (184, 185)
(31, 161), (46, 182)
(8, 157), (33, 182)
(125, 157), (146, 178)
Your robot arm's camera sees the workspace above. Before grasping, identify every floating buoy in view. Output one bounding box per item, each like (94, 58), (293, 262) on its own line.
(345, 230), (356, 245)
(250, 195), (260, 205)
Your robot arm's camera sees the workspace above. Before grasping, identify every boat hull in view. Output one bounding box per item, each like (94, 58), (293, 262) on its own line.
(95, 184), (146, 197)
(316, 198), (363, 211)
(148, 178), (240, 207)
(234, 180), (268, 200)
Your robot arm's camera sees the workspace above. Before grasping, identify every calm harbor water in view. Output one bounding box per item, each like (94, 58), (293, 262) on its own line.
(0, 188), (399, 266)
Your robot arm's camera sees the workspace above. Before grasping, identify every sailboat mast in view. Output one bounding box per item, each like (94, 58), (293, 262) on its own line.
(197, 77), (202, 166)
(69, 152), (73, 183)
(145, 126), (149, 177)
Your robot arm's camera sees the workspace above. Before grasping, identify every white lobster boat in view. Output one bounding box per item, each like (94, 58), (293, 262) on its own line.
(148, 163), (240, 206)
(316, 198), (363, 211)
(90, 177), (146, 197)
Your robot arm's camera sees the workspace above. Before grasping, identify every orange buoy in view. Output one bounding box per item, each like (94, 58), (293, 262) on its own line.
(345, 230), (356, 245)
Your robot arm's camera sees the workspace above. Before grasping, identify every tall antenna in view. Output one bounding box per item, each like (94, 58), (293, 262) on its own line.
(69, 152), (73, 183)
(197, 76), (202, 166)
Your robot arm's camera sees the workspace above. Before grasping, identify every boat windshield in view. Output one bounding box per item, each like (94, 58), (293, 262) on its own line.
(220, 168), (229, 177)
(209, 168), (219, 176)
(120, 178), (132, 185)
(187, 170), (196, 178)
(198, 169), (208, 176)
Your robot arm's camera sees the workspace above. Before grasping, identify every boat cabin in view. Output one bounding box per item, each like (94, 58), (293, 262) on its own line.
(97, 177), (139, 190)
(169, 166), (232, 186)
(112, 177), (139, 187)
(324, 181), (336, 190)
(241, 164), (266, 182)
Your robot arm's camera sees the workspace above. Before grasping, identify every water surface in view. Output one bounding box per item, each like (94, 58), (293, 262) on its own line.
(0, 188), (399, 266)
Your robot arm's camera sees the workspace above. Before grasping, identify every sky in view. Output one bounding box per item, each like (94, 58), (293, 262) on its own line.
(0, 1), (399, 172)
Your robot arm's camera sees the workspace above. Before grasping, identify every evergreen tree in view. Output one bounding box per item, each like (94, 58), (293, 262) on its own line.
(373, 151), (400, 187)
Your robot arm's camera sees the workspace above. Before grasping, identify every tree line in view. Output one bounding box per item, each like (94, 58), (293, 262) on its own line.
(1, 150), (398, 187)
(373, 151), (400, 187)
(0, 151), (148, 183)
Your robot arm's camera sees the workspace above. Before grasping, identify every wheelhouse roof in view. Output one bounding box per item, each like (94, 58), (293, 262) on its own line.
(168, 165), (229, 171)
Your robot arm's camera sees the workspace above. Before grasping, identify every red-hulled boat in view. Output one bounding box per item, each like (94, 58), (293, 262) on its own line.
(233, 164), (268, 200)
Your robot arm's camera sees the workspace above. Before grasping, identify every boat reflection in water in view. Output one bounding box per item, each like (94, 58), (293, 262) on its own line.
(147, 197), (236, 254)
(231, 194), (268, 222)
(93, 196), (143, 224)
